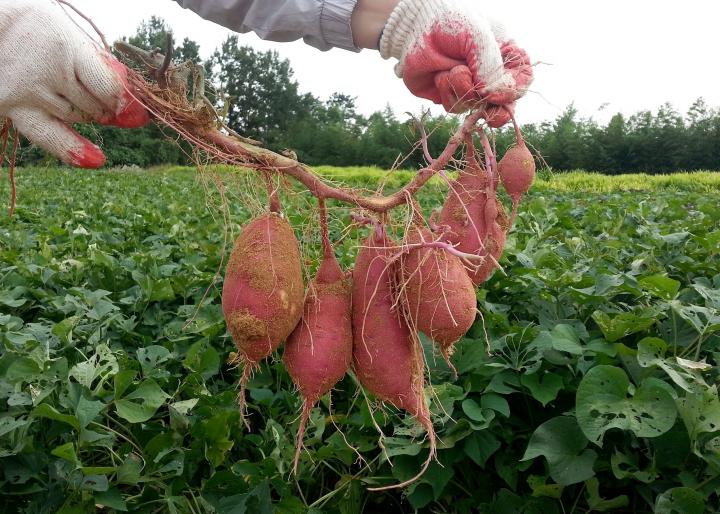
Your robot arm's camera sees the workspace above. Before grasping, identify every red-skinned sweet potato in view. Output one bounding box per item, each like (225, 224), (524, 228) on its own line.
(437, 147), (508, 285)
(402, 226), (477, 361)
(284, 214), (352, 473)
(352, 226), (435, 490)
(223, 212), (304, 416)
(498, 141), (536, 204)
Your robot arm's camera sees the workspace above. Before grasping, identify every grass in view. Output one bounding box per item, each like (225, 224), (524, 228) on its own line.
(152, 165), (720, 193)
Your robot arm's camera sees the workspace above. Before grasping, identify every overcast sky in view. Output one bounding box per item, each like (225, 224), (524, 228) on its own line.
(69, 0), (720, 125)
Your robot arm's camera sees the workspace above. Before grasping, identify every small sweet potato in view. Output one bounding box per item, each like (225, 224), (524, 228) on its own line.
(499, 142), (536, 204)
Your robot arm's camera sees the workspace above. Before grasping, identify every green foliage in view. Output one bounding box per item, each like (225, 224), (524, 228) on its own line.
(1, 167), (720, 513)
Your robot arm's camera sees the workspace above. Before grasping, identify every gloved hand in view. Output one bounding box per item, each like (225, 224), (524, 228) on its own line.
(379, 0), (533, 126)
(0, 0), (149, 168)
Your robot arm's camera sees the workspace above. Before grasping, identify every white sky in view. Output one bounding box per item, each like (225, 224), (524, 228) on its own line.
(69, 0), (720, 125)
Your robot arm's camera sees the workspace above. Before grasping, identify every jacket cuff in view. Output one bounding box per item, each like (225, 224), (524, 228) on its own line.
(320, 0), (360, 52)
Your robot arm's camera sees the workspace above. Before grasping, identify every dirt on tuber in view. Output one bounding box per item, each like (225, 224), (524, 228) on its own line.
(222, 212), (305, 419)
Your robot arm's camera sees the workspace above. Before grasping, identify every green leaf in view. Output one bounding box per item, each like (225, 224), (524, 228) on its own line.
(549, 324), (584, 355)
(639, 275), (681, 300)
(0, 287), (28, 308)
(430, 383), (465, 421)
(75, 397), (106, 429)
(192, 413), (236, 467)
(114, 370), (137, 399)
(637, 338), (704, 393)
(527, 475), (564, 499)
(51, 442), (79, 466)
(33, 404), (80, 430)
(115, 380), (169, 423)
(463, 431), (501, 467)
(481, 394), (510, 418)
(0, 416), (31, 437)
(170, 398), (199, 415)
(461, 399), (487, 422)
(522, 416), (596, 485)
(183, 341), (221, 380)
(52, 317), (80, 344)
(485, 371), (521, 395)
(136, 345), (171, 374)
(655, 487), (705, 514)
(116, 454), (144, 485)
(676, 386), (720, 442)
(81, 474), (109, 492)
(4, 357), (42, 384)
(591, 310), (657, 342)
(576, 366), (677, 445)
(68, 344), (118, 390)
(521, 372), (564, 406)
(585, 477), (629, 511)
(150, 279), (176, 302)
(94, 488), (128, 512)
(610, 451), (657, 483)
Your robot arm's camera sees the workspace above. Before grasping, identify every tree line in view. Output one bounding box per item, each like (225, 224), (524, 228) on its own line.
(13, 17), (720, 173)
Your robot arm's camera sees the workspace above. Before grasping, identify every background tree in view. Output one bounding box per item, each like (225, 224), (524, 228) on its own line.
(208, 37), (314, 145)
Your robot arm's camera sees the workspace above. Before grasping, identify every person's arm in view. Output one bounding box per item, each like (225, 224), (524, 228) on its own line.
(0, 0), (148, 168)
(175, 0), (533, 120)
(173, 0), (365, 52)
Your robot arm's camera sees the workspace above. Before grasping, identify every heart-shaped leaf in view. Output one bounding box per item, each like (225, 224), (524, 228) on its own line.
(522, 416), (597, 485)
(576, 366), (676, 445)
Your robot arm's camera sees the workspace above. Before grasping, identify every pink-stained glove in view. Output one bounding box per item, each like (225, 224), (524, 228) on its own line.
(0, 0), (149, 168)
(379, 0), (533, 126)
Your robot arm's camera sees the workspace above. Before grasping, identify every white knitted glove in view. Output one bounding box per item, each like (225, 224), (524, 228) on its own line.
(380, 0), (533, 122)
(0, 0), (148, 168)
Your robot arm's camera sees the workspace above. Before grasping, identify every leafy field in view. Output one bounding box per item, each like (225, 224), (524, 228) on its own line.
(1, 167), (719, 513)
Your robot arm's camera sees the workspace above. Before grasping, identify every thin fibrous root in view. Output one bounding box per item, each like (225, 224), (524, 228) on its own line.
(367, 415), (437, 492)
(234, 361), (257, 430)
(292, 400), (313, 475)
(441, 346), (459, 379)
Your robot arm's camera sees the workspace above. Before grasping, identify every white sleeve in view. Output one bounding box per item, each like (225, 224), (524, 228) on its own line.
(172, 0), (360, 52)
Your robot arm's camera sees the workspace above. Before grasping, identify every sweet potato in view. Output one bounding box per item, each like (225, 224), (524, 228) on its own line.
(222, 212), (304, 416)
(472, 203), (508, 285)
(498, 142), (536, 204)
(437, 148), (507, 285)
(352, 226), (435, 490)
(284, 217), (352, 473)
(402, 226), (477, 361)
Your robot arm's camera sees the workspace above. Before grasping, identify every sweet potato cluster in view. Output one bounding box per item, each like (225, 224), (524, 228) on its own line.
(221, 137), (535, 489)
